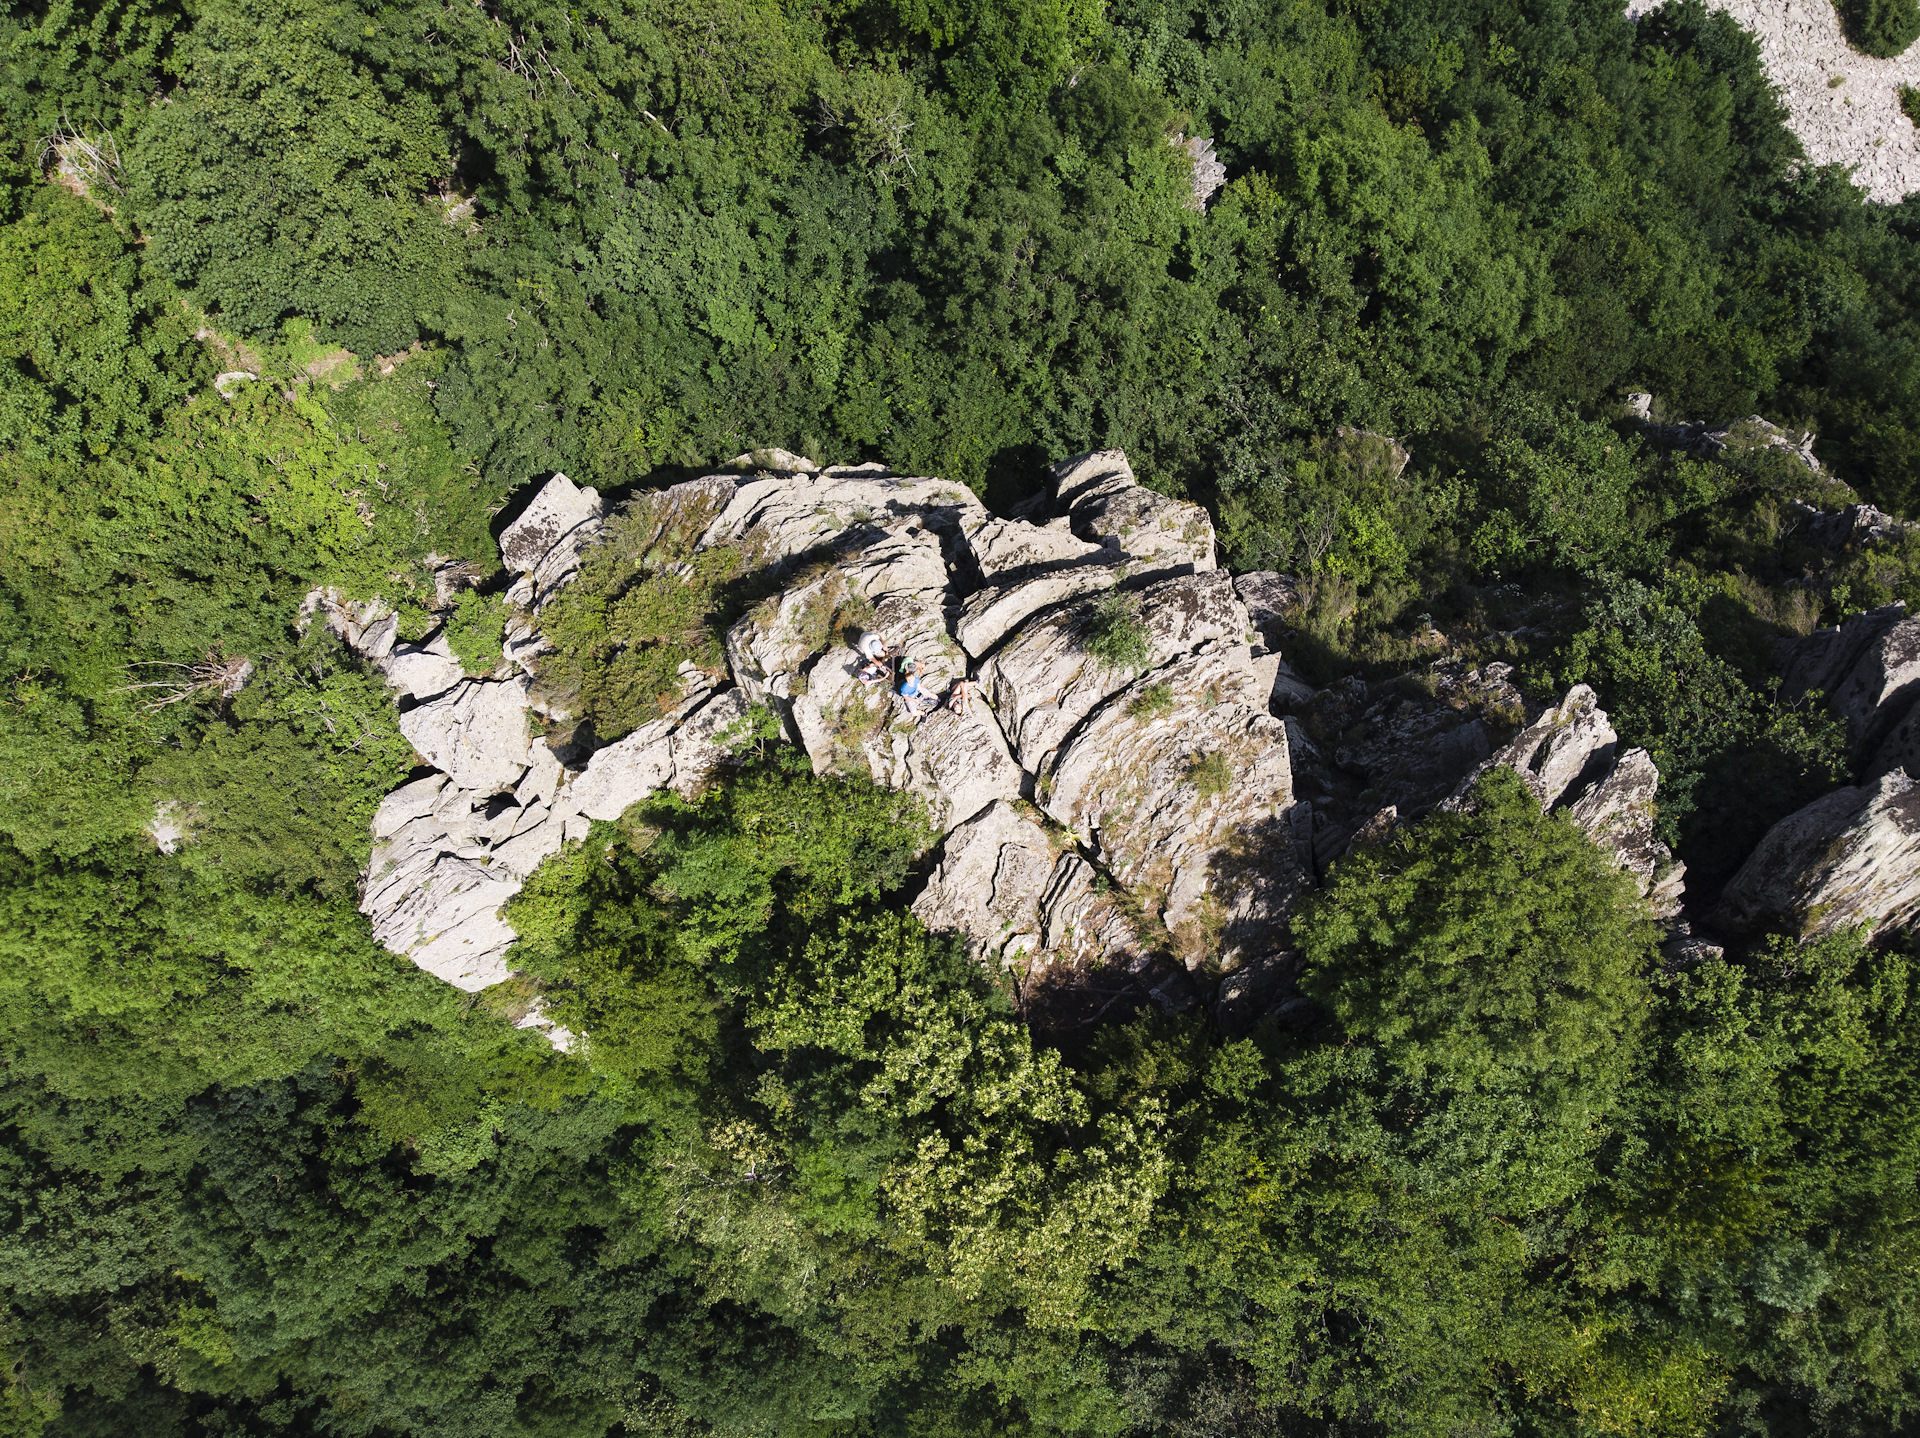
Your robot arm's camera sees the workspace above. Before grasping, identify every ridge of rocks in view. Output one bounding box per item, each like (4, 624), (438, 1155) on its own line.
(308, 447), (1795, 1044)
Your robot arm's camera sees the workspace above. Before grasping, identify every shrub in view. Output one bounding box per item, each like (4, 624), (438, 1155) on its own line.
(1186, 750), (1232, 798)
(444, 589), (506, 676)
(1127, 682), (1175, 720)
(1836, 0), (1920, 56)
(1084, 590), (1152, 670)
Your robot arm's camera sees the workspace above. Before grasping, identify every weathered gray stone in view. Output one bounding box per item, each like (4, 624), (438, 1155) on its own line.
(980, 569), (1249, 773)
(491, 817), (566, 880)
(699, 467), (985, 571)
(1041, 643), (1302, 969)
(1468, 683), (1618, 812)
(1233, 571), (1300, 631)
(667, 689), (752, 799)
(371, 774), (447, 839)
(1048, 450), (1216, 582)
(1778, 605), (1920, 764)
(1176, 134), (1227, 210)
(1716, 769), (1920, 938)
(954, 565), (1120, 658)
(366, 853), (520, 991)
(1789, 500), (1910, 550)
(568, 716), (677, 822)
(1443, 683), (1686, 915)
(1566, 747), (1686, 916)
(385, 633), (465, 699)
(500, 473), (605, 611)
(515, 741), (564, 808)
(397, 678), (533, 794)
(951, 513), (1123, 657)
(911, 800), (1062, 962)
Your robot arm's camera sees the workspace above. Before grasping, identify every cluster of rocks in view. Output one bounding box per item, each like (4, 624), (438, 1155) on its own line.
(1711, 603), (1920, 938)
(313, 438), (1920, 1047)
(1281, 661), (1686, 916)
(1626, 396), (1823, 475)
(1787, 499), (1911, 550)
(1623, 0), (1920, 205)
(311, 450), (1318, 1036)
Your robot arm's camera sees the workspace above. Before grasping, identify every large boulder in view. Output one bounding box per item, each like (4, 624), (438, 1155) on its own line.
(1716, 770), (1920, 938)
(699, 462), (986, 572)
(911, 800), (1142, 970)
(1040, 642), (1303, 968)
(979, 569), (1248, 774)
(952, 514), (1121, 657)
(500, 472), (605, 612)
(397, 678), (535, 795)
(1778, 603), (1920, 766)
(911, 800), (1063, 963)
(1048, 450), (1217, 582)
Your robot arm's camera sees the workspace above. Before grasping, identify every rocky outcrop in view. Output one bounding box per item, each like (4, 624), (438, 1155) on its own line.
(332, 445), (1321, 1033)
(1778, 603), (1920, 770)
(1788, 500), (1911, 550)
(910, 800), (1137, 969)
(1447, 684), (1687, 916)
(1639, 413), (1823, 473)
(1047, 450), (1217, 583)
(1174, 134), (1227, 211)
(1716, 769), (1920, 938)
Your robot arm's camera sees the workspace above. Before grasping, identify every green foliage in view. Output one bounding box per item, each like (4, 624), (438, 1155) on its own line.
(1125, 681), (1173, 719)
(141, 630), (416, 899)
(1083, 589), (1151, 670)
(535, 491), (743, 740)
(8, 0), (1920, 1432)
(1296, 766), (1655, 1208)
(1835, 0), (1920, 57)
(442, 588), (505, 677)
(1184, 749), (1231, 797)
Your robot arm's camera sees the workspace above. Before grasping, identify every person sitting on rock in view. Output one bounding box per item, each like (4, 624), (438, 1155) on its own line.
(946, 678), (973, 717)
(855, 630), (898, 688)
(898, 661), (938, 715)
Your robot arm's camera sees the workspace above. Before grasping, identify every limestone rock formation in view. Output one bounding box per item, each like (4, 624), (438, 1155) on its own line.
(1778, 603), (1920, 768)
(1048, 450), (1217, 582)
(1448, 684), (1687, 916)
(1789, 500), (1910, 550)
(500, 471), (605, 612)
(1716, 769), (1920, 938)
(1175, 134), (1227, 211)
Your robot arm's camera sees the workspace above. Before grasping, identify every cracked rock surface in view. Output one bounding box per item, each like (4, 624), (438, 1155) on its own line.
(330, 447), (1727, 1041)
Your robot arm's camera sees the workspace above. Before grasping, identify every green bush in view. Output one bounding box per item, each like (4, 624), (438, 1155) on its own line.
(1185, 750), (1232, 797)
(1126, 681), (1175, 720)
(442, 589), (505, 676)
(1084, 590), (1152, 670)
(1836, 0), (1920, 56)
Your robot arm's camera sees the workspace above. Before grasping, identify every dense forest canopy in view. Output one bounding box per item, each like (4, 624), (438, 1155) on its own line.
(5, 0), (1920, 1433)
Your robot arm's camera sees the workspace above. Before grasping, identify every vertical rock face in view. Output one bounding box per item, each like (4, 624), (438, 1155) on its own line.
(1440, 684), (1687, 916)
(1778, 603), (1920, 768)
(500, 472), (605, 612)
(1716, 770), (1920, 938)
(1048, 450), (1218, 583)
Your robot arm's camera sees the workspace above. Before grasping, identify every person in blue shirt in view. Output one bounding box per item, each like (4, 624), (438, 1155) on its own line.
(898, 661), (937, 714)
